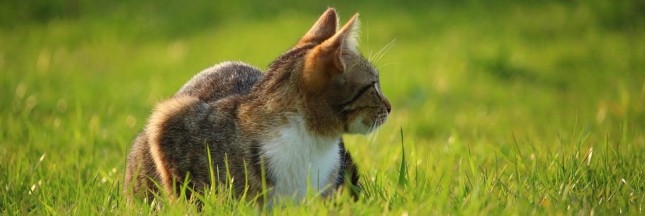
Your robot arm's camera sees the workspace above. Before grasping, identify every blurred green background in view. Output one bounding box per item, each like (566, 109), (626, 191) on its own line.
(1, 0), (644, 214)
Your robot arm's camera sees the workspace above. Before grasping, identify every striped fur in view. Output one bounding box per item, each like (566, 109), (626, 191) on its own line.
(124, 8), (389, 205)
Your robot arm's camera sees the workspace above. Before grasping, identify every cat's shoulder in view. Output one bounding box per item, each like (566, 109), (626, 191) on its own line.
(195, 61), (262, 81)
(176, 61), (263, 101)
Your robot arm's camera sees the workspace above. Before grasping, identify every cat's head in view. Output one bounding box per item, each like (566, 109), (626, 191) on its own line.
(270, 8), (391, 136)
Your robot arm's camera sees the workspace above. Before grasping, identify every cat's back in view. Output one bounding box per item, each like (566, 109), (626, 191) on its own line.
(176, 61), (263, 101)
(125, 61), (261, 199)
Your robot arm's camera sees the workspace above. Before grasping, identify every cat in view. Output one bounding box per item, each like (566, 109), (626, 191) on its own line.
(124, 8), (391, 205)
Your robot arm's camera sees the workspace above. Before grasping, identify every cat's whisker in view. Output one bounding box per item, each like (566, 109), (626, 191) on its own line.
(377, 61), (399, 69)
(366, 122), (379, 143)
(372, 42), (388, 63)
(368, 49), (378, 63)
(367, 132), (377, 144)
(372, 39), (396, 64)
(365, 26), (372, 61)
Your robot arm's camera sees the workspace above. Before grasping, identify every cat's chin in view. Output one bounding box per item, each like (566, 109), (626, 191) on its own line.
(346, 117), (382, 135)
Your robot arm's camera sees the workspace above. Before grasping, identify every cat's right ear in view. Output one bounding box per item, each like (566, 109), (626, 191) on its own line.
(298, 8), (338, 45)
(301, 14), (360, 94)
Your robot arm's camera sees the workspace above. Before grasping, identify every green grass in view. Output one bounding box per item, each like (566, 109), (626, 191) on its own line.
(1, 0), (644, 214)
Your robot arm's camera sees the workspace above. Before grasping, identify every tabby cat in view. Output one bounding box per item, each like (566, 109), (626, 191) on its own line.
(124, 8), (391, 205)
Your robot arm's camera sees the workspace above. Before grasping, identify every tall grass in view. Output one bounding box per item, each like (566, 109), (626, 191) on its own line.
(1, 0), (643, 214)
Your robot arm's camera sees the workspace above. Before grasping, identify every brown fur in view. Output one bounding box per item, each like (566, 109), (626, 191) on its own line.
(124, 8), (390, 205)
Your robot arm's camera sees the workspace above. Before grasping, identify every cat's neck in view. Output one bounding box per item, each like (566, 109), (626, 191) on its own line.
(260, 115), (341, 201)
(237, 78), (309, 132)
(239, 86), (346, 137)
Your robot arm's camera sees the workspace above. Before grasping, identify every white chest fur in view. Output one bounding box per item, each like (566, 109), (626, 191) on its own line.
(261, 115), (340, 202)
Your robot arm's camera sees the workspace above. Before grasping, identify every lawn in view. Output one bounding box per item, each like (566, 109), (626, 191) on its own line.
(1, 0), (644, 214)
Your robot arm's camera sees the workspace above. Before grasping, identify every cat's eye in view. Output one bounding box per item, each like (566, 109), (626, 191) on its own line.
(339, 81), (377, 108)
(370, 81), (381, 94)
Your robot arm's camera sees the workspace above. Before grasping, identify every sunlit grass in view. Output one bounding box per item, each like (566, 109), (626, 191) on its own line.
(1, 1), (644, 215)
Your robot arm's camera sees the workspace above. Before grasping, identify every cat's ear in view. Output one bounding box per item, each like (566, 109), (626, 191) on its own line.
(306, 13), (360, 72)
(320, 13), (360, 72)
(301, 14), (360, 93)
(298, 8), (338, 45)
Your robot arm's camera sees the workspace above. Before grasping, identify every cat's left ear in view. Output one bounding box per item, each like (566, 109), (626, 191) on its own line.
(298, 8), (339, 45)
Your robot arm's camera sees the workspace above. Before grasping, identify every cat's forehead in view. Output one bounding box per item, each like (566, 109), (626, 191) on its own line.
(354, 57), (379, 80)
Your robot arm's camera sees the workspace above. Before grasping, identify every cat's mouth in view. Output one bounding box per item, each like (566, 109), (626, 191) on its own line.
(345, 111), (389, 134)
(368, 112), (389, 133)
